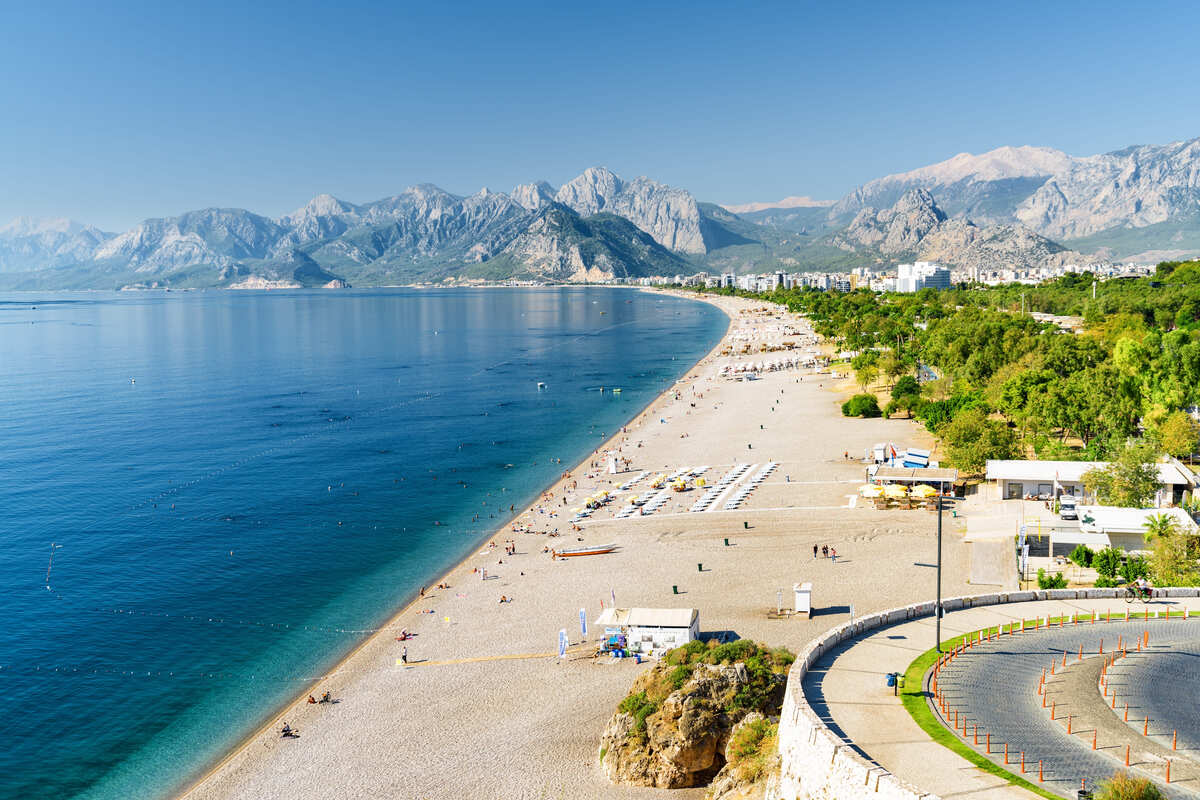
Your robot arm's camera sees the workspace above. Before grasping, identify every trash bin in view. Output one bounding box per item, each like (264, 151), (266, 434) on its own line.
(886, 673), (896, 688)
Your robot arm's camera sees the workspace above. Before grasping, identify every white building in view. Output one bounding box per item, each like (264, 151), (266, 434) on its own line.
(1049, 506), (1199, 556)
(984, 459), (1197, 507)
(593, 607), (700, 655)
(897, 261), (951, 292)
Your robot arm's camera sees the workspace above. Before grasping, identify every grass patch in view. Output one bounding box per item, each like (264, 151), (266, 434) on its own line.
(900, 632), (1061, 800)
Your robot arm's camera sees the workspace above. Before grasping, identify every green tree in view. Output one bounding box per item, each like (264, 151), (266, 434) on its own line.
(842, 394), (881, 418)
(879, 351), (905, 386)
(1083, 441), (1161, 507)
(891, 375), (920, 401)
(1093, 547), (1122, 579)
(855, 363), (878, 393)
(1144, 512), (1198, 586)
(941, 407), (1018, 474)
(1156, 410), (1200, 459)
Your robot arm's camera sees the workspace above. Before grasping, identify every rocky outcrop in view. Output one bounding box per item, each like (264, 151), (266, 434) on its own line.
(600, 662), (785, 789)
(707, 713), (779, 800)
(835, 188), (946, 254)
(511, 180), (556, 211)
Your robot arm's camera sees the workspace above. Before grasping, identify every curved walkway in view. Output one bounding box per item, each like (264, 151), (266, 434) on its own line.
(802, 596), (1200, 800)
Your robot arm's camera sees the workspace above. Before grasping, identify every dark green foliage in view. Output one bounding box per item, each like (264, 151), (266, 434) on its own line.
(1121, 555), (1150, 583)
(617, 691), (659, 739)
(892, 375), (920, 400)
(1069, 544), (1094, 568)
(1094, 575), (1122, 588)
(842, 393), (882, 418)
(667, 664), (694, 691)
(1037, 568), (1068, 589)
(1093, 547), (1122, 579)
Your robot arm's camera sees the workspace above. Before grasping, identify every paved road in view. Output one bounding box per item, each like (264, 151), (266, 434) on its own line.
(935, 615), (1200, 798)
(805, 598), (1200, 800)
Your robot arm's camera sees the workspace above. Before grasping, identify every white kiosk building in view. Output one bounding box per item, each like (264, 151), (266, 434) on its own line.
(594, 607), (700, 655)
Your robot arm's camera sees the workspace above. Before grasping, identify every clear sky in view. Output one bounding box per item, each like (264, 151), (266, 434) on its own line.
(4, 0), (1200, 230)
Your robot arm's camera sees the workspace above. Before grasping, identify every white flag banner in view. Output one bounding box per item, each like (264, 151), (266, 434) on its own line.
(558, 628), (568, 658)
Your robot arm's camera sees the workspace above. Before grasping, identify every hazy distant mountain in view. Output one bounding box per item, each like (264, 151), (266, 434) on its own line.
(828, 138), (1200, 258)
(0, 217), (112, 272)
(511, 181), (556, 211)
(721, 196), (832, 214)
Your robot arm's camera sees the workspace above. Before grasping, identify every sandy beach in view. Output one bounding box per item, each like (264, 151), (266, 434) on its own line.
(181, 291), (979, 800)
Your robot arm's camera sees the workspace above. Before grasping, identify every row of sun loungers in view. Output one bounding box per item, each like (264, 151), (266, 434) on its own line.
(617, 471), (648, 491)
(722, 462), (777, 510)
(691, 463), (751, 512)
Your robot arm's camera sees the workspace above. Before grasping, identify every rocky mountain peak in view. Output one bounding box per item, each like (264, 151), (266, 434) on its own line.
(511, 181), (556, 211)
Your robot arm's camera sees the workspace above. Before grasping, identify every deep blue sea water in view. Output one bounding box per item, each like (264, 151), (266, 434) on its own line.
(0, 287), (727, 800)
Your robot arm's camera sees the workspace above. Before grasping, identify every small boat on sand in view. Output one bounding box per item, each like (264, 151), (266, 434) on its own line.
(552, 543), (617, 558)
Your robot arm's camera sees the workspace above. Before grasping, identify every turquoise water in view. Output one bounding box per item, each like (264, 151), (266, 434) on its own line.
(0, 287), (727, 800)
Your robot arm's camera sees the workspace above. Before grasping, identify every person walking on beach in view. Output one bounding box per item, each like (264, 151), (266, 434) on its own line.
(830, 547), (837, 562)
(821, 545), (828, 558)
(812, 544), (818, 559)
(401, 646), (408, 664)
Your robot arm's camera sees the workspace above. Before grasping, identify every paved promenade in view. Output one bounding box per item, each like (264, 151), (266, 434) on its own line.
(804, 596), (1200, 799)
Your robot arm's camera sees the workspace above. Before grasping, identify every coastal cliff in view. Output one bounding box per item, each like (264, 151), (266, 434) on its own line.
(599, 640), (791, 797)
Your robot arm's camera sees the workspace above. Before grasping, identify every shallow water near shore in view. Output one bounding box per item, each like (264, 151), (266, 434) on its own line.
(0, 286), (727, 800)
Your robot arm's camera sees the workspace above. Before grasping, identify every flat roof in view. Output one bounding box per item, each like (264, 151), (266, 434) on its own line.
(594, 607), (698, 628)
(985, 460), (1195, 486)
(1078, 505), (1198, 535)
(874, 466), (958, 483)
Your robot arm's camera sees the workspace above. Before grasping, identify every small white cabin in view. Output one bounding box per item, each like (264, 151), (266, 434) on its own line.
(594, 607), (700, 655)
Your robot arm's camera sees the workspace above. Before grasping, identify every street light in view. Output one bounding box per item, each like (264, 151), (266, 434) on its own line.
(935, 493), (942, 651)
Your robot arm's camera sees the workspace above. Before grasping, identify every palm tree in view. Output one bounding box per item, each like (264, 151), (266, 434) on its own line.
(1144, 512), (1180, 544)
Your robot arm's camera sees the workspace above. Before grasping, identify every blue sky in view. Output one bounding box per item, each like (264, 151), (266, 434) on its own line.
(4, 0), (1200, 230)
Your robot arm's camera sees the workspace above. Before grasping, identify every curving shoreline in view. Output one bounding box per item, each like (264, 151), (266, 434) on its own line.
(174, 287), (733, 800)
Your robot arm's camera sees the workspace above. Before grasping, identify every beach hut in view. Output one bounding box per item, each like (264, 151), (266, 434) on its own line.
(593, 608), (700, 656)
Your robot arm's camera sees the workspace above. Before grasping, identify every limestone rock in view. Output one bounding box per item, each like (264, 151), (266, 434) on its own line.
(599, 662), (783, 789)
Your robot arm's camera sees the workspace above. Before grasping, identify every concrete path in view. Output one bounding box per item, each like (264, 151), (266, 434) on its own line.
(804, 597), (1200, 800)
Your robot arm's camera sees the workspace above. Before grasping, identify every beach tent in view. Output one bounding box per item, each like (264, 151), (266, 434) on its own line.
(910, 484), (937, 498)
(883, 484), (909, 498)
(859, 484), (884, 497)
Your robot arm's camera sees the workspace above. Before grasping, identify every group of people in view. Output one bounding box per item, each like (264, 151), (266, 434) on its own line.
(812, 543), (838, 561)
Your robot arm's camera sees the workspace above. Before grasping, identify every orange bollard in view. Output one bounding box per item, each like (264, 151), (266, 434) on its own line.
(974, 724), (978, 745)
(1074, 613), (1078, 626)
(1125, 703), (1129, 722)
(1093, 730), (1097, 750)
(1145, 716), (1149, 736)
(1112, 692), (1117, 709)
(986, 732), (991, 754)
(1167, 759), (1172, 783)
(955, 710), (959, 729)
(1004, 742), (1008, 764)
(1100, 638), (1104, 654)
(1078, 643), (1083, 661)
(1126, 609), (1130, 621)
(1107, 609), (1111, 622)
(1020, 751), (1025, 774)
(1038, 760), (1043, 782)
(1062, 650), (1067, 667)
(1091, 611), (1096, 624)
(1125, 744), (1131, 766)
(1174, 730), (1178, 751)
(1051, 660), (1056, 675)
(1068, 715), (1073, 734)
(1145, 630), (1149, 647)
(1051, 702), (1056, 720)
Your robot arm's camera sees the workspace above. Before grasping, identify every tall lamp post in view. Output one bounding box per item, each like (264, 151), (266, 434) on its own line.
(935, 492), (944, 653)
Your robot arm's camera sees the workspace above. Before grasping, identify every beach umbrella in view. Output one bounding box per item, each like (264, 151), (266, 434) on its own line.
(911, 484), (937, 498)
(859, 484), (884, 497)
(883, 484), (909, 498)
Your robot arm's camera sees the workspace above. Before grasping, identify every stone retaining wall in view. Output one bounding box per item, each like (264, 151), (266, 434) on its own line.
(769, 588), (1200, 800)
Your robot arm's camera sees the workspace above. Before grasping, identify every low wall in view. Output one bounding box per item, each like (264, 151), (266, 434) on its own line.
(769, 588), (1200, 800)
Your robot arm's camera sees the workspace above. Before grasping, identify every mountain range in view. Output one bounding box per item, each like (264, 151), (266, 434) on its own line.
(5, 137), (1200, 289)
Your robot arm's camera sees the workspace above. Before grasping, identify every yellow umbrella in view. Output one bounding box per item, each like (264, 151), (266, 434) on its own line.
(911, 484), (937, 498)
(859, 484), (884, 497)
(883, 484), (909, 498)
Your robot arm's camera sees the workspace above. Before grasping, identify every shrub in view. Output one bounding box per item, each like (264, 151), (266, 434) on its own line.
(1094, 547), (1122, 579)
(841, 393), (881, 418)
(1069, 544), (1094, 568)
(726, 718), (778, 783)
(667, 664), (694, 691)
(1121, 555), (1149, 583)
(617, 691), (659, 740)
(891, 375), (920, 400)
(1095, 575), (1122, 588)
(1095, 770), (1164, 800)
(1037, 568), (1068, 589)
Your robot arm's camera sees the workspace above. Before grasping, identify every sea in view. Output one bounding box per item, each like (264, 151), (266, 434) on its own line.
(0, 286), (728, 800)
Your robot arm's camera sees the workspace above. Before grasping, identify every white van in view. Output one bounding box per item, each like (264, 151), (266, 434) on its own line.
(1059, 495), (1079, 520)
